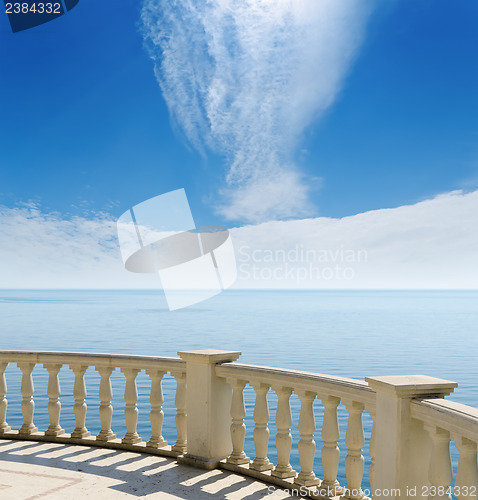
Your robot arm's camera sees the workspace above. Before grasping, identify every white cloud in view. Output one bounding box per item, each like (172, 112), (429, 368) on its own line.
(0, 205), (157, 289)
(0, 191), (477, 289)
(232, 190), (478, 289)
(141, 0), (373, 223)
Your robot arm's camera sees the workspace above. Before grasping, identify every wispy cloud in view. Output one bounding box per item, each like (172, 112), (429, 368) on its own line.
(141, 0), (373, 223)
(0, 205), (156, 288)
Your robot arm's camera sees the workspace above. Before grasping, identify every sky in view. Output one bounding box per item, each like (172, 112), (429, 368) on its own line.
(0, 0), (477, 288)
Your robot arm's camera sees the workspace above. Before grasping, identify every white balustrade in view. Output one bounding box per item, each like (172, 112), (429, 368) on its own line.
(425, 426), (453, 500)
(121, 368), (141, 444)
(455, 437), (478, 500)
(96, 366), (116, 442)
(271, 386), (296, 479)
(0, 349), (477, 500)
(295, 390), (319, 487)
(250, 382), (273, 472)
(344, 401), (365, 500)
(0, 352), (187, 457)
(321, 395), (341, 495)
(0, 362), (10, 434)
(44, 363), (64, 436)
(70, 364), (90, 438)
(171, 371), (187, 454)
(227, 379), (249, 465)
(368, 409), (376, 494)
(146, 369), (167, 448)
(18, 362), (38, 435)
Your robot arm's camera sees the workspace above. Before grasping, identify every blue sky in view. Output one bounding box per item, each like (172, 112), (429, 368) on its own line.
(1, 0), (477, 227)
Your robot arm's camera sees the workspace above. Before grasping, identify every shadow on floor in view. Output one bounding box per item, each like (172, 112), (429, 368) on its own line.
(0, 440), (295, 499)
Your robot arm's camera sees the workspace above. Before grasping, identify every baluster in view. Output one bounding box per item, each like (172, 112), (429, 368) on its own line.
(271, 386), (296, 479)
(44, 363), (64, 436)
(344, 401), (365, 500)
(295, 390), (320, 487)
(146, 369), (167, 448)
(227, 379), (250, 465)
(17, 363), (38, 435)
(171, 371), (187, 454)
(250, 382), (273, 471)
(96, 366), (116, 441)
(121, 368), (142, 444)
(320, 395), (341, 496)
(369, 409), (376, 495)
(425, 426), (453, 500)
(70, 365), (90, 438)
(0, 362), (11, 434)
(455, 437), (478, 500)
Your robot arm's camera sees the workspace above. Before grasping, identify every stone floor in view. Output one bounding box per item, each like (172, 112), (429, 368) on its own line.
(0, 440), (295, 499)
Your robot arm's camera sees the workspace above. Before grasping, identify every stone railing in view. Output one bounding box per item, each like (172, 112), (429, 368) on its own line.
(0, 351), (187, 456)
(214, 359), (375, 498)
(0, 349), (477, 500)
(409, 398), (478, 500)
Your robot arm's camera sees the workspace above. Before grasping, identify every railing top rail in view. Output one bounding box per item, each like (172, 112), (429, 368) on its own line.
(411, 397), (478, 443)
(0, 350), (186, 373)
(216, 362), (375, 408)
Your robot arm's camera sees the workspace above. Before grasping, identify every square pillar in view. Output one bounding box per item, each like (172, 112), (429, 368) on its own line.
(178, 349), (241, 469)
(366, 375), (457, 500)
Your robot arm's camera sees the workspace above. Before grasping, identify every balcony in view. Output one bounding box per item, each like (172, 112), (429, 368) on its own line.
(0, 349), (477, 499)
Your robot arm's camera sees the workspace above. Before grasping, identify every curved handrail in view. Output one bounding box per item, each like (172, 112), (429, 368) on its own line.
(411, 398), (478, 442)
(0, 350), (187, 459)
(2, 350), (476, 500)
(216, 362), (375, 408)
(0, 350), (186, 373)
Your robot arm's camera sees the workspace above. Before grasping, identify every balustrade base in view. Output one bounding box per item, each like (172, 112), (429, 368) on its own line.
(0, 431), (179, 457)
(221, 461), (334, 499)
(178, 453), (228, 470)
(19, 425), (38, 435)
(45, 426), (65, 437)
(171, 443), (187, 455)
(147, 437), (168, 449)
(295, 474), (321, 487)
(0, 425), (11, 434)
(250, 458), (273, 472)
(271, 465), (296, 479)
(227, 452), (250, 465)
(320, 483), (344, 498)
(122, 434), (142, 445)
(96, 431), (116, 442)
(71, 429), (91, 439)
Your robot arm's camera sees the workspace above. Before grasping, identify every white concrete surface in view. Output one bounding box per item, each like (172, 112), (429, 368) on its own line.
(0, 440), (295, 499)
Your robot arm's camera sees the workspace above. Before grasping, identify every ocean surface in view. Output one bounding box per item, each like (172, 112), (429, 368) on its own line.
(0, 289), (477, 491)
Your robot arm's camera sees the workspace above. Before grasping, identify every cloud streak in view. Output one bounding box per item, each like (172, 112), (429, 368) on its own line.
(141, 0), (373, 223)
(0, 205), (156, 289)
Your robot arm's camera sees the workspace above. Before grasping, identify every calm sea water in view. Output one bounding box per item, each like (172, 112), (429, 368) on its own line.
(0, 289), (477, 490)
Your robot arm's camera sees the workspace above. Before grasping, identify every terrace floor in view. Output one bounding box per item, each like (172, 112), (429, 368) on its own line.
(0, 439), (294, 499)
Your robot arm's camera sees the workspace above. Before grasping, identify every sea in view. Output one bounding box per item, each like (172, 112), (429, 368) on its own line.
(0, 289), (477, 491)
